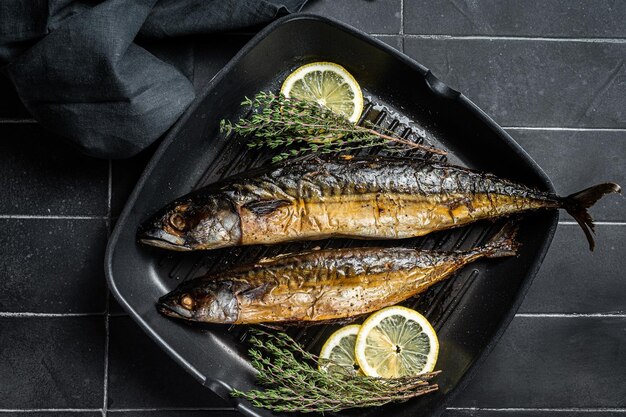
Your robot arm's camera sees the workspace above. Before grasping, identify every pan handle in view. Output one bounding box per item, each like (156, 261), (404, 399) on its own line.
(425, 70), (461, 99)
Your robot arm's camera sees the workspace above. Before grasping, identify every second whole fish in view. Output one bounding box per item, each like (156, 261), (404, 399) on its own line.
(157, 225), (518, 324)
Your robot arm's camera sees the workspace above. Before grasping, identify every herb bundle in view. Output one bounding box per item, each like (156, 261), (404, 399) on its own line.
(220, 92), (446, 163)
(231, 329), (439, 413)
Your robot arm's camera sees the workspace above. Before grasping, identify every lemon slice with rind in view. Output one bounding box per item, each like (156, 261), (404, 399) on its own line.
(319, 324), (361, 376)
(355, 306), (438, 378)
(280, 62), (363, 123)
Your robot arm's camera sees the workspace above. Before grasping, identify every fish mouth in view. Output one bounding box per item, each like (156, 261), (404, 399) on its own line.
(156, 298), (193, 319)
(137, 227), (191, 251)
(139, 238), (192, 251)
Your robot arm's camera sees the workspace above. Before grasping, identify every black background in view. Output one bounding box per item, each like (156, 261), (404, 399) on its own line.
(1, 1), (625, 416)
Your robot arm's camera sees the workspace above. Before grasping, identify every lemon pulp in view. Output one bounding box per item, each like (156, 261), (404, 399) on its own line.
(319, 324), (361, 375)
(355, 306), (439, 378)
(280, 62), (363, 123)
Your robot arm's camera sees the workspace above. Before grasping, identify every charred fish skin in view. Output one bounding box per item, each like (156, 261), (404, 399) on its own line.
(229, 157), (554, 243)
(156, 225), (518, 325)
(138, 156), (620, 251)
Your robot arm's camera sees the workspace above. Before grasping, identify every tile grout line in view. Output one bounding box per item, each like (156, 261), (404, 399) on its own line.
(0, 118), (38, 124)
(0, 410), (101, 413)
(399, 0), (404, 35)
(516, 313), (626, 318)
(0, 215), (107, 220)
(559, 221), (626, 226)
(0, 409), (237, 413)
(102, 160), (113, 417)
(0, 312), (103, 317)
(447, 407), (626, 412)
(102, 310), (110, 417)
(108, 408), (237, 412)
(107, 160), (112, 219)
(395, 34), (626, 43)
(399, 0), (405, 52)
(503, 126), (626, 132)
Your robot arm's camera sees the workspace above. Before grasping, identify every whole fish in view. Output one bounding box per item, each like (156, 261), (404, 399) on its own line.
(157, 225), (518, 324)
(138, 156), (620, 251)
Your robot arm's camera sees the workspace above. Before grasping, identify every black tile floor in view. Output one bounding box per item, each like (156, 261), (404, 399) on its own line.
(1, 1), (625, 416)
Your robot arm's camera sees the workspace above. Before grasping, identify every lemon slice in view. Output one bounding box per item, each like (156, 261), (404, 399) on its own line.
(280, 62), (364, 123)
(319, 324), (361, 375)
(355, 306), (438, 378)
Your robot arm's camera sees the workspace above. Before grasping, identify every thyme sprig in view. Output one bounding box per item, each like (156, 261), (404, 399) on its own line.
(231, 329), (439, 413)
(220, 92), (446, 163)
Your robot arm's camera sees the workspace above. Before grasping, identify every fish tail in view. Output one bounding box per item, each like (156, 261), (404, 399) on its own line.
(561, 183), (621, 251)
(482, 222), (520, 258)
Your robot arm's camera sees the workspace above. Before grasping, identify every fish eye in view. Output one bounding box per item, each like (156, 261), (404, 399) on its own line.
(180, 295), (194, 309)
(169, 213), (186, 230)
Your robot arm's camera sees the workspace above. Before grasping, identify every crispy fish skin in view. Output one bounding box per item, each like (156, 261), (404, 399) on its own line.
(157, 225), (518, 324)
(138, 156), (620, 251)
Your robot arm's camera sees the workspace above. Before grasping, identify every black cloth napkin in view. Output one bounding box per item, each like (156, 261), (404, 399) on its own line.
(0, 0), (306, 158)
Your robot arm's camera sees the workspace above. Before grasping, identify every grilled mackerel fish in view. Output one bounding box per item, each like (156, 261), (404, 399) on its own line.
(138, 156), (620, 251)
(157, 225), (518, 324)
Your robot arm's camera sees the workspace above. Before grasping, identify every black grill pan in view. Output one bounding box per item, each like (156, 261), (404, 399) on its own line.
(105, 14), (558, 417)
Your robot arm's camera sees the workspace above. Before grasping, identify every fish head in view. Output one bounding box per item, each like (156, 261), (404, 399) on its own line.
(137, 193), (241, 251)
(157, 280), (239, 323)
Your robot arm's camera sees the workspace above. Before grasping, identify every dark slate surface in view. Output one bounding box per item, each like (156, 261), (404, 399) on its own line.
(304, 0), (402, 34)
(403, 40), (626, 128)
(0, 317), (105, 408)
(0, 218), (107, 313)
(1, 2), (625, 417)
(0, 124), (109, 216)
(519, 224), (625, 314)
(450, 317), (626, 408)
(111, 150), (153, 218)
(403, 0), (626, 37)
(107, 316), (230, 409)
(0, 75), (30, 120)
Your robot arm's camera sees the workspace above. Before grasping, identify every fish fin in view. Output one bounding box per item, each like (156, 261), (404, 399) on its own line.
(257, 247), (323, 265)
(562, 183), (621, 251)
(242, 199), (291, 216)
(239, 283), (273, 301)
(257, 252), (297, 264)
(483, 222), (520, 258)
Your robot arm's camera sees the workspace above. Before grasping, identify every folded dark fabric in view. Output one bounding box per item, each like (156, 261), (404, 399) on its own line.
(0, 0), (306, 158)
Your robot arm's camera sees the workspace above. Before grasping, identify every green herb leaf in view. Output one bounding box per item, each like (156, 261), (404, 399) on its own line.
(220, 92), (445, 162)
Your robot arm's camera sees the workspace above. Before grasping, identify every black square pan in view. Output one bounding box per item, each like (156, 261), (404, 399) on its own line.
(105, 14), (558, 417)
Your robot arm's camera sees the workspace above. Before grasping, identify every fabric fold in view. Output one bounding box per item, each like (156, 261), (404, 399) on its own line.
(0, 0), (306, 158)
